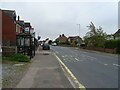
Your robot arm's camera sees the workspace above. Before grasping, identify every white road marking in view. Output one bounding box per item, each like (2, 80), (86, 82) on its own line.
(113, 64), (120, 67)
(54, 53), (86, 89)
(62, 56), (65, 57)
(75, 58), (79, 61)
(104, 64), (108, 66)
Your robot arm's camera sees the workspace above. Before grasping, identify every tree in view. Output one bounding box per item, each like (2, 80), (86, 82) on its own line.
(84, 22), (107, 47)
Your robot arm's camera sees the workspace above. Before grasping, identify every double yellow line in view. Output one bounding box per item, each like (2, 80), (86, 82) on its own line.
(54, 53), (86, 90)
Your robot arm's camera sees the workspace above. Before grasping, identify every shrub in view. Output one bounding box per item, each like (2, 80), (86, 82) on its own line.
(10, 53), (30, 62)
(104, 39), (120, 54)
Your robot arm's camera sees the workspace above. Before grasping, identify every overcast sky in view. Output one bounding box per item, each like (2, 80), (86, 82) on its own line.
(1, 0), (119, 40)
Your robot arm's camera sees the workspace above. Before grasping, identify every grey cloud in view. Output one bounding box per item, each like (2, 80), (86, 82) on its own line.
(1, 2), (118, 40)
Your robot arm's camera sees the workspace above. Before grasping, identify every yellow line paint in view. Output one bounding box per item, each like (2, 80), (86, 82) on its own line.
(54, 53), (86, 90)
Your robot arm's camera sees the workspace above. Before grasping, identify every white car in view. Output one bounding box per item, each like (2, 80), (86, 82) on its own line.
(52, 43), (57, 46)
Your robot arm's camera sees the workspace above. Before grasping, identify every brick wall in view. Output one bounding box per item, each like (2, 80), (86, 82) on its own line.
(85, 47), (116, 54)
(2, 11), (16, 46)
(0, 10), (2, 45)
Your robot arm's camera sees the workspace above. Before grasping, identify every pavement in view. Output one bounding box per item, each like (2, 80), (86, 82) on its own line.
(16, 46), (73, 88)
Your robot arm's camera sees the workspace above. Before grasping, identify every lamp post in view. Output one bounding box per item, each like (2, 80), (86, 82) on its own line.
(77, 24), (80, 47)
(77, 24), (80, 37)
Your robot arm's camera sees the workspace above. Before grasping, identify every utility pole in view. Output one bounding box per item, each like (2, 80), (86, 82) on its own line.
(77, 24), (80, 37)
(77, 24), (80, 47)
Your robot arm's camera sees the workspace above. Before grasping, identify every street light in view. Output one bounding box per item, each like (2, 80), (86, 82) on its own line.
(77, 24), (80, 47)
(77, 24), (80, 37)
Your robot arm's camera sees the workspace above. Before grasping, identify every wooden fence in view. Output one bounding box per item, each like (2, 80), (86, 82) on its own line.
(2, 46), (17, 57)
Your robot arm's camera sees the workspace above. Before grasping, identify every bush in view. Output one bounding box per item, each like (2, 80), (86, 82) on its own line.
(104, 39), (120, 54)
(10, 53), (30, 62)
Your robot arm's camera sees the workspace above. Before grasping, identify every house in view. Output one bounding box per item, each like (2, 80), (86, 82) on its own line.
(106, 34), (114, 40)
(56, 34), (68, 44)
(1, 9), (17, 46)
(24, 22), (31, 34)
(68, 36), (82, 46)
(16, 17), (25, 34)
(1, 9), (36, 58)
(0, 10), (2, 46)
(114, 29), (120, 39)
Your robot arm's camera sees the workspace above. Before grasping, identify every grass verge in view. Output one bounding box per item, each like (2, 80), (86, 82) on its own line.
(3, 53), (30, 62)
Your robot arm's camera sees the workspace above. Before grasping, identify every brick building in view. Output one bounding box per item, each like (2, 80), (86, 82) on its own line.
(68, 36), (83, 46)
(2, 9), (16, 46)
(56, 34), (68, 44)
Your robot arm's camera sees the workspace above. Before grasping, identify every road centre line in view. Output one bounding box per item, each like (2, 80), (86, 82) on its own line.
(75, 58), (79, 61)
(104, 64), (108, 66)
(54, 53), (86, 89)
(113, 64), (120, 67)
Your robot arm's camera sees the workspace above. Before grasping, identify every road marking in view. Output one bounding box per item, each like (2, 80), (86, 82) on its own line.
(75, 58), (79, 61)
(113, 64), (120, 67)
(54, 53), (86, 90)
(104, 64), (108, 66)
(62, 56), (65, 57)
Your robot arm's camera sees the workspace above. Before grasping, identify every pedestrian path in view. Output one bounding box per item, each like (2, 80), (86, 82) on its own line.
(16, 47), (72, 88)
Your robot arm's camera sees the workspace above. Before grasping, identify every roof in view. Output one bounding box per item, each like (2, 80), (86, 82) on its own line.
(68, 36), (81, 39)
(17, 20), (24, 27)
(2, 9), (16, 20)
(114, 29), (120, 35)
(24, 22), (31, 27)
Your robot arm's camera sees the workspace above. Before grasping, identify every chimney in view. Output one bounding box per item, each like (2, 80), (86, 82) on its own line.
(18, 16), (20, 21)
(62, 34), (64, 36)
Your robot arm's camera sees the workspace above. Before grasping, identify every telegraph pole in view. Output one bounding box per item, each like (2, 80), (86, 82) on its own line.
(77, 24), (80, 47)
(77, 24), (80, 37)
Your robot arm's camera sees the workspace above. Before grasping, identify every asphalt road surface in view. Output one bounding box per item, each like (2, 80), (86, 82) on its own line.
(51, 46), (119, 88)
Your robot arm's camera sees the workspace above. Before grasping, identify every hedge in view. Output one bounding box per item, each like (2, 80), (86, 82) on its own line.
(104, 39), (120, 54)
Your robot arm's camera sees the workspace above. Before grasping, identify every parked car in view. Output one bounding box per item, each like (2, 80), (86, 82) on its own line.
(42, 43), (50, 50)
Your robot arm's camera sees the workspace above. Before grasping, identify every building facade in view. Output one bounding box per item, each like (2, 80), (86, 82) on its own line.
(2, 10), (16, 46)
(56, 34), (68, 44)
(68, 36), (83, 46)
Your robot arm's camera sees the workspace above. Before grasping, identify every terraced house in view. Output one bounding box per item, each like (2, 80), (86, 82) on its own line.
(1, 9), (36, 58)
(1, 9), (17, 46)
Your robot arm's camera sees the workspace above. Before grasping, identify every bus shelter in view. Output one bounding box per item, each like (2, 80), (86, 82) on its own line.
(16, 33), (35, 59)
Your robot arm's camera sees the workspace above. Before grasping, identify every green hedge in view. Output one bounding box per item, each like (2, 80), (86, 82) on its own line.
(104, 39), (120, 54)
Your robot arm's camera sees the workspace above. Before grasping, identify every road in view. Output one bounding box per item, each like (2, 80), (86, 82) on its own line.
(51, 46), (119, 88)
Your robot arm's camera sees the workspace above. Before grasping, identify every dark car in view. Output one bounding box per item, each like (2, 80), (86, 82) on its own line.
(42, 43), (50, 50)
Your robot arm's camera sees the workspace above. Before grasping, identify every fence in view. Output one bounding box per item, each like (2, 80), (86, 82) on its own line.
(84, 47), (116, 54)
(2, 46), (17, 57)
